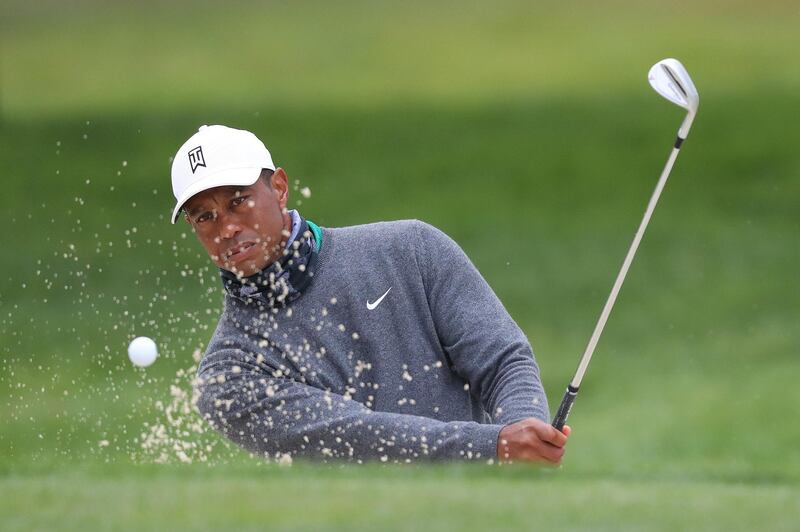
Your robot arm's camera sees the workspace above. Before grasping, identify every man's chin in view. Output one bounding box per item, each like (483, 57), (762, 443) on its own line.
(231, 261), (266, 277)
(240, 262), (267, 277)
(217, 248), (275, 277)
(225, 260), (267, 278)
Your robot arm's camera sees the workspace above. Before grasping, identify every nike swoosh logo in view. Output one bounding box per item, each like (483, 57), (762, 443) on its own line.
(366, 287), (392, 310)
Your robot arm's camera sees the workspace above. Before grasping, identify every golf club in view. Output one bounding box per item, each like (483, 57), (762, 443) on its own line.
(552, 58), (700, 431)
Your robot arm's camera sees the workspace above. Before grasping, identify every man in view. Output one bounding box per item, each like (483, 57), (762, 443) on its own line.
(171, 125), (571, 464)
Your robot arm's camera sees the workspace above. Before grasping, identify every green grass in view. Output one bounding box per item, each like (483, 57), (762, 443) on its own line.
(2, 0), (800, 529)
(3, 466), (800, 531)
(3, 0), (800, 117)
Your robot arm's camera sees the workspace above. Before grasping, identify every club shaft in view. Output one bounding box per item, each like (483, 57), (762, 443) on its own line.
(569, 140), (683, 389)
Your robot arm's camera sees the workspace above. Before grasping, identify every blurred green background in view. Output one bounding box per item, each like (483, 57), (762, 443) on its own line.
(1, 0), (799, 530)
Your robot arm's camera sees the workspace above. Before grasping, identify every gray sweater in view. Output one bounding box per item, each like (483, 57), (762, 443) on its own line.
(195, 220), (549, 463)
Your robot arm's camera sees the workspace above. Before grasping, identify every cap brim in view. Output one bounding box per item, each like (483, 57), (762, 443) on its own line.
(170, 167), (262, 224)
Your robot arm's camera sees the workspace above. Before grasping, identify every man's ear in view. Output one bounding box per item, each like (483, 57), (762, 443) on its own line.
(271, 167), (290, 209)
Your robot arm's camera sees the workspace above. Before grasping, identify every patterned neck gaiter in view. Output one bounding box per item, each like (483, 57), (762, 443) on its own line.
(219, 215), (318, 308)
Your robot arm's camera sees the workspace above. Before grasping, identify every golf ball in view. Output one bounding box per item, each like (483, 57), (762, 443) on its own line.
(128, 336), (158, 367)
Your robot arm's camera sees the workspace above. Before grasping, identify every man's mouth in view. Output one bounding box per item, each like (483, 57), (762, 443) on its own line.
(224, 241), (257, 261)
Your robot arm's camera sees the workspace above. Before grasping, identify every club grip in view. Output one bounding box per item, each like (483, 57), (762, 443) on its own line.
(552, 385), (579, 431)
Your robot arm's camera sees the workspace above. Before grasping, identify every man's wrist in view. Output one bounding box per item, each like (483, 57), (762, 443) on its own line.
(465, 423), (504, 462)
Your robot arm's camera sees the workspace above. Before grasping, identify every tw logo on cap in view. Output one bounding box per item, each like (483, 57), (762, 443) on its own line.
(188, 146), (206, 173)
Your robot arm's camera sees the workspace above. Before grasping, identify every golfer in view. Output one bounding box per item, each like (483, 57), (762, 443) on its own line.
(171, 125), (571, 463)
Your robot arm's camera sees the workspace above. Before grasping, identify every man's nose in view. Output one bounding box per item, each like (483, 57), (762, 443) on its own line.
(219, 216), (243, 240)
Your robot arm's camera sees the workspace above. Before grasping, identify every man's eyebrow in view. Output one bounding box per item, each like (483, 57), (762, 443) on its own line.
(185, 186), (249, 216)
(219, 186), (247, 199)
(185, 203), (208, 216)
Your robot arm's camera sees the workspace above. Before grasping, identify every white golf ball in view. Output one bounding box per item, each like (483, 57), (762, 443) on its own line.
(128, 336), (158, 367)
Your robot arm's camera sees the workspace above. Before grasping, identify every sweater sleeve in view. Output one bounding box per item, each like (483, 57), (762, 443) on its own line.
(195, 344), (502, 462)
(412, 220), (550, 425)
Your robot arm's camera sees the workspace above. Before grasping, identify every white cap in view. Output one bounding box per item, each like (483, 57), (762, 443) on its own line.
(170, 125), (275, 223)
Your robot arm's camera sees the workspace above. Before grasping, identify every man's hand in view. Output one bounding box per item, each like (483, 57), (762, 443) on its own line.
(497, 418), (571, 465)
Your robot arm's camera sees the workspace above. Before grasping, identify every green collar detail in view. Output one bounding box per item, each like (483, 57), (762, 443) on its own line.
(307, 220), (323, 252)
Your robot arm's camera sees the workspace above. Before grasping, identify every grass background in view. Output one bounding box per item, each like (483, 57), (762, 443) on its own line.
(1, 0), (799, 530)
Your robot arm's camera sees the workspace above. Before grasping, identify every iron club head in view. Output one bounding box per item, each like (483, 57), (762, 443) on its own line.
(648, 58), (699, 139)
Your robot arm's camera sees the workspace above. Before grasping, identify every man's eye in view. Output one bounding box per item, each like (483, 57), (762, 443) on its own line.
(196, 212), (213, 223)
(231, 196), (249, 208)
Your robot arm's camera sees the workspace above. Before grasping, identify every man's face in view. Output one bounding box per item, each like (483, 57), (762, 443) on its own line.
(183, 169), (291, 277)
